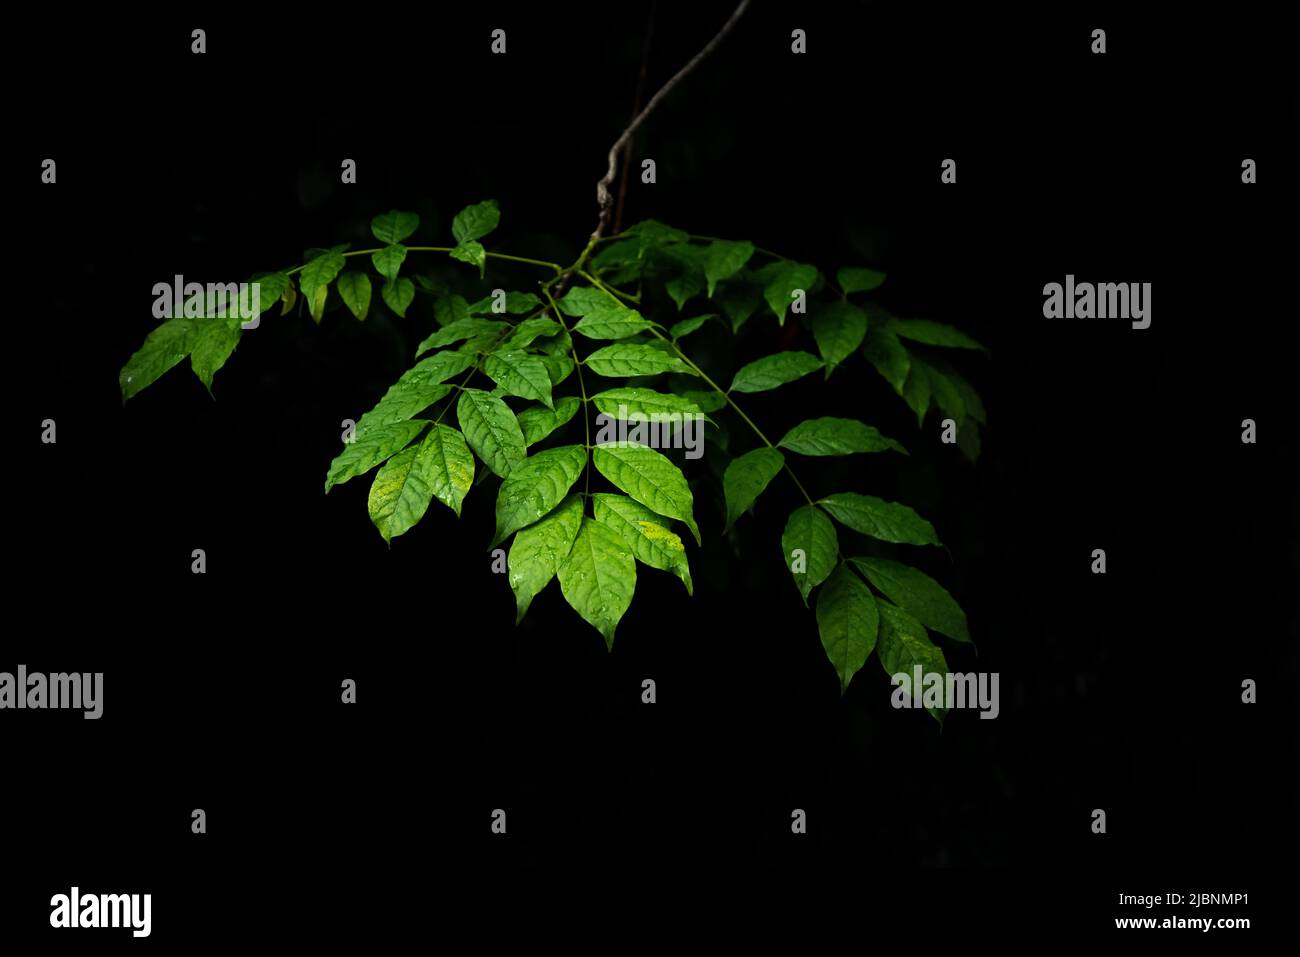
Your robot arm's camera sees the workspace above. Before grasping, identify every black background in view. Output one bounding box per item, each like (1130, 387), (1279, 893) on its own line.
(7, 1), (1296, 945)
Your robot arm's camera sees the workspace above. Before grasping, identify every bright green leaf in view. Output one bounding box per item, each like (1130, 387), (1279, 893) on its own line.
(371, 244), (408, 281)
(324, 419), (426, 493)
(592, 442), (699, 545)
(416, 318), (510, 357)
(509, 493), (584, 623)
(456, 388), (527, 478)
(449, 241), (486, 277)
(121, 319), (197, 402)
(557, 517), (637, 649)
(876, 601), (950, 724)
(483, 350), (554, 408)
(336, 272), (372, 321)
(517, 395), (581, 446)
(492, 444), (587, 546)
(585, 343), (695, 378)
(593, 493), (692, 595)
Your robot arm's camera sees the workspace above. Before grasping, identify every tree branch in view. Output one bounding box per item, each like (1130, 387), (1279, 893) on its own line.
(589, 0), (751, 245)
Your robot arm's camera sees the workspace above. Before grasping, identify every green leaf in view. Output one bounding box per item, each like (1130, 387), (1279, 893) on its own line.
(120, 319), (197, 402)
(623, 219), (689, 253)
(573, 306), (653, 340)
(837, 267), (886, 294)
(435, 294), (471, 327)
(449, 241), (486, 277)
(665, 269), (705, 311)
(670, 314), (715, 340)
(876, 601), (950, 724)
(509, 494), (584, 624)
(850, 557), (970, 644)
(370, 210), (419, 245)
(816, 563), (880, 694)
(678, 389), (727, 413)
(456, 388), (527, 478)
(502, 317), (563, 350)
(900, 361), (932, 426)
(810, 301), (868, 376)
(889, 318), (986, 352)
(781, 505), (838, 604)
(818, 493), (940, 546)
(371, 244), (408, 281)
(762, 262), (818, 324)
(517, 395), (581, 446)
(299, 249), (346, 306)
(324, 419), (426, 493)
(593, 493), (692, 595)
(558, 517), (637, 649)
(468, 291), (543, 315)
(592, 442), (700, 545)
(723, 447), (785, 531)
(189, 318), (243, 394)
(728, 351), (822, 393)
(367, 445), (436, 543)
(703, 240), (755, 296)
(940, 363), (986, 424)
(451, 199), (500, 244)
(336, 272), (372, 321)
(483, 350), (554, 408)
(778, 417), (906, 456)
(585, 343), (695, 378)
(381, 277), (415, 318)
(355, 351), (473, 433)
(541, 355), (575, 386)
(416, 317), (510, 357)
(492, 444), (588, 547)
(306, 283), (328, 323)
(590, 388), (704, 421)
(862, 324), (911, 392)
(919, 357), (965, 428)
(419, 423), (475, 518)
(252, 272), (290, 309)
(555, 286), (610, 317)
(714, 276), (765, 332)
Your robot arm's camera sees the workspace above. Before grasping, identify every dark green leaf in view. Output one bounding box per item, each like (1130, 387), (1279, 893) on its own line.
(370, 210), (419, 245)
(818, 493), (940, 546)
(723, 447), (785, 531)
(837, 267), (886, 294)
(451, 199), (500, 243)
(778, 417), (906, 456)
(850, 557), (970, 643)
(729, 351), (822, 393)
(810, 301), (868, 376)
(781, 505), (838, 604)
(816, 563), (880, 693)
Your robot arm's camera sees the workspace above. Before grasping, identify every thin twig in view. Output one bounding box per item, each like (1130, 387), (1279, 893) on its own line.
(589, 0), (751, 245)
(613, 1), (658, 235)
